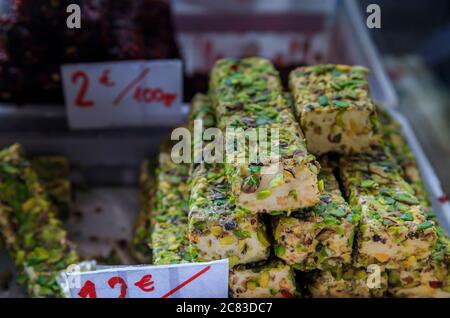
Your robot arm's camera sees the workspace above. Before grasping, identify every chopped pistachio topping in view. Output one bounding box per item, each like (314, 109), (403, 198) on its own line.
(229, 260), (297, 298)
(187, 94), (270, 265)
(150, 151), (191, 265)
(209, 57), (320, 213)
(289, 64), (380, 155)
(340, 149), (437, 269)
(272, 157), (358, 271)
(0, 144), (79, 298)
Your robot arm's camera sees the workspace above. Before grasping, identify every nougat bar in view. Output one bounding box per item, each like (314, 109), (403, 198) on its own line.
(289, 64), (380, 155)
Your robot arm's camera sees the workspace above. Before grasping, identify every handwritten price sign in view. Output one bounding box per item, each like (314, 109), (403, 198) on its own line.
(65, 259), (229, 298)
(61, 60), (183, 129)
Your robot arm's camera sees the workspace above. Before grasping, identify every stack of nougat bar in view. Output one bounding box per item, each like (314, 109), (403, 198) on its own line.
(0, 144), (79, 297)
(132, 58), (449, 298)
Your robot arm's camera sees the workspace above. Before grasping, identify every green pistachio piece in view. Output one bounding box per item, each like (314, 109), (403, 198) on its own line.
(275, 245), (286, 257)
(256, 228), (271, 248)
(318, 95), (329, 106)
(392, 193), (419, 205)
(399, 213), (413, 222)
(361, 180), (378, 188)
(417, 221), (433, 231)
(257, 190), (271, 200)
(334, 100), (349, 108)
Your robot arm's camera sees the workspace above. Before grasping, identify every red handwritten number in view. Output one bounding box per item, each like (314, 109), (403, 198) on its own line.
(71, 71), (94, 108)
(78, 280), (97, 298)
(134, 274), (155, 292)
(108, 277), (127, 298)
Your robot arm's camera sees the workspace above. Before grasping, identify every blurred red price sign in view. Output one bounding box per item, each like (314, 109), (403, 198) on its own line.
(61, 60), (183, 129)
(66, 259), (229, 298)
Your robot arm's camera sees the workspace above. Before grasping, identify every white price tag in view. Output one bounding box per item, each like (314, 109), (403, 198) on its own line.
(65, 259), (229, 298)
(61, 60), (183, 129)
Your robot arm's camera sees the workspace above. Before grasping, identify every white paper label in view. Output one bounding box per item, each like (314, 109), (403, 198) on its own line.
(65, 259), (229, 298)
(61, 60), (183, 129)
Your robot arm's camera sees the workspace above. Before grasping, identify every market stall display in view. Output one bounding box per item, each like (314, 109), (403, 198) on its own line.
(130, 59), (449, 298)
(1, 58), (449, 298)
(0, 59), (450, 297)
(0, 0), (448, 301)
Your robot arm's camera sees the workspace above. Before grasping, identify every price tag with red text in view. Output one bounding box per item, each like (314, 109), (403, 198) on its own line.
(65, 259), (229, 298)
(61, 60), (183, 129)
